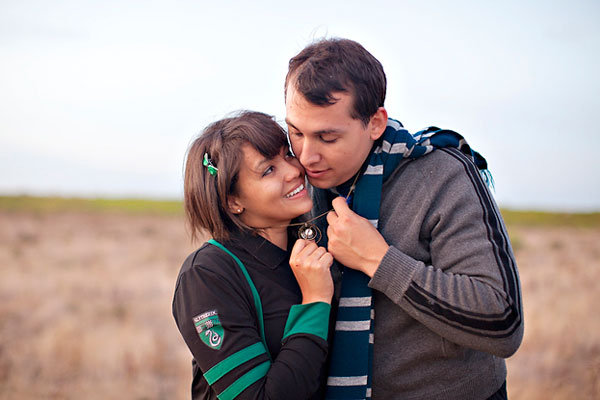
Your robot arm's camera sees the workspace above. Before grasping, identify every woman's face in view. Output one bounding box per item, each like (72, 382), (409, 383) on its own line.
(230, 143), (313, 228)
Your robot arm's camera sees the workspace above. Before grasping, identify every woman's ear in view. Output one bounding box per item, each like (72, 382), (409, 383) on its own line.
(227, 196), (244, 214)
(368, 107), (388, 140)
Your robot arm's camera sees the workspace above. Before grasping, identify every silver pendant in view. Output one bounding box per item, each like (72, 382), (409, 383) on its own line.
(298, 222), (320, 242)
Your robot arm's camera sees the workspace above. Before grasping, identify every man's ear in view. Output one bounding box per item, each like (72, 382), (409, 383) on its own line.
(227, 196), (244, 215)
(368, 107), (388, 140)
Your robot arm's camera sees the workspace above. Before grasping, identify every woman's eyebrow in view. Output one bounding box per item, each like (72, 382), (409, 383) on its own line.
(253, 158), (269, 171)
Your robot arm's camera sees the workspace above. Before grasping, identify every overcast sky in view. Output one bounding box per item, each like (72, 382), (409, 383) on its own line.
(1, 0), (599, 211)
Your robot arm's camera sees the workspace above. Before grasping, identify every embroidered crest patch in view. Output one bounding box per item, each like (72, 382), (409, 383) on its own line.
(193, 310), (224, 350)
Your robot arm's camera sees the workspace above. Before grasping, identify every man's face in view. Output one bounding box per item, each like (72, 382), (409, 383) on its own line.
(285, 85), (382, 189)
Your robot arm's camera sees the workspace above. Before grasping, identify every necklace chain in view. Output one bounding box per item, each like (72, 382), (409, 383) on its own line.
(285, 171), (361, 228)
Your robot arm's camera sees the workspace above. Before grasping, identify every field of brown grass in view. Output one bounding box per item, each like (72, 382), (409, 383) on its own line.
(0, 204), (598, 399)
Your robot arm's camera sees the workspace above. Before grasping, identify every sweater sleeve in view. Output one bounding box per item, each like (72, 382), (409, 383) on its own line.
(173, 255), (330, 400)
(369, 148), (523, 358)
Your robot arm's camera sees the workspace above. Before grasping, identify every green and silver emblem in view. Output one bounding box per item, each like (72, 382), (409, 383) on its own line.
(193, 310), (224, 350)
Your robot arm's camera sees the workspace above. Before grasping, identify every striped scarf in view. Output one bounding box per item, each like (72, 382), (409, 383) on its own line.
(325, 118), (490, 399)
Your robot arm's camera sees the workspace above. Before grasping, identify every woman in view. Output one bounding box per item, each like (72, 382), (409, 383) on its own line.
(173, 111), (334, 399)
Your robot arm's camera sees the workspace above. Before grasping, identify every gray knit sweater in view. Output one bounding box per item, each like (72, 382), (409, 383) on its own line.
(311, 147), (523, 400)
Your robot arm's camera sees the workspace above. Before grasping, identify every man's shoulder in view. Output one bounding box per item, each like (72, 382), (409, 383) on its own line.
(388, 147), (474, 184)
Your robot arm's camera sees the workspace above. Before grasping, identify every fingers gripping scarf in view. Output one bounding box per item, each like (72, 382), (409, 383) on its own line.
(325, 118), (491, 400)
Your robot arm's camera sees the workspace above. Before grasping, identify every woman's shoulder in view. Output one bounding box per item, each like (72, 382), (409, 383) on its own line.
(176, 240), (242, 286)
(172, 240), (258, 314)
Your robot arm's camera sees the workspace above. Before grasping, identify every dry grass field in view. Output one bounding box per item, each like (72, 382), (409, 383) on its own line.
(0, 197), (598, 399)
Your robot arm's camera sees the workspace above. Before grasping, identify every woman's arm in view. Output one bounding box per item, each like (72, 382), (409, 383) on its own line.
(173, 254), (330, 399)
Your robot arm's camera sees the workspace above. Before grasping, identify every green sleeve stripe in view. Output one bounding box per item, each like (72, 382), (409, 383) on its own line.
(204, 342), (266, 385)
(283, 302), (331, 341)
(217, 360), (271, 400)
(208, 239), (270, 358)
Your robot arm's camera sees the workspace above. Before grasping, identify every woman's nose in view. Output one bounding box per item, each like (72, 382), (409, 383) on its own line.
(283, 158), (303, 180)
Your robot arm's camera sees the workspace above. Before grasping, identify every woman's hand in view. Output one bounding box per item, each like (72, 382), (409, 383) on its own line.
(289, 239), (334, 304)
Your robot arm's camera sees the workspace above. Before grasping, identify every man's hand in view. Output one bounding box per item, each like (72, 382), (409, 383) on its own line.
(326, 197), (389, 277)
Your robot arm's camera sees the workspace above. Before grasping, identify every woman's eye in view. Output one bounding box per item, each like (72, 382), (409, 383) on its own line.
(262, 166), (274, 177)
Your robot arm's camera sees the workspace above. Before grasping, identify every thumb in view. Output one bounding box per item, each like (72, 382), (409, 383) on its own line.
(290, 239), (309, 260)
(331, 196), (353, 216)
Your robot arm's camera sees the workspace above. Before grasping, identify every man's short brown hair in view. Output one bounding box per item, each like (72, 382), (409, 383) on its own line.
(184, 111), (288, 242)
(285, 38), (387, 126)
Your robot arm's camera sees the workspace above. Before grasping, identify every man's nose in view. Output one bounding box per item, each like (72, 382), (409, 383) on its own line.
(298, 139), (320, 167)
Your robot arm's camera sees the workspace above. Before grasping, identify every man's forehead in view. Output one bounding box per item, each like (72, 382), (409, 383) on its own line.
(286, 83), (350, 110)
(285, 92), (354, 132)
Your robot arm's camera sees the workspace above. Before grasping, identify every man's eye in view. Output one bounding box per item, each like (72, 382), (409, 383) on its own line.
(320, 136), (337, 143)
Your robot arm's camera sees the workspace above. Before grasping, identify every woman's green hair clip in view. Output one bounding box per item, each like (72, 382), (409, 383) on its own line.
(203, 153), (218, 176)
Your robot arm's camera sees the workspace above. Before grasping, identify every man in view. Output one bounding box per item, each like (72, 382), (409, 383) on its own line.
(284, 38), (523, 399)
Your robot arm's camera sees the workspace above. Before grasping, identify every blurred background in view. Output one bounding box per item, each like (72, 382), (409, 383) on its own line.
(1, 0), (599, 399)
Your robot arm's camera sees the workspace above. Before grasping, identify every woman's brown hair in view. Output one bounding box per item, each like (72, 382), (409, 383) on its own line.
(184, 111), (288, 242)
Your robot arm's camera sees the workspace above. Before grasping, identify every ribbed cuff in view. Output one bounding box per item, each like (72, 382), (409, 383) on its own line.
(369, 246), (418, 302)
(282, 302), (331, 341)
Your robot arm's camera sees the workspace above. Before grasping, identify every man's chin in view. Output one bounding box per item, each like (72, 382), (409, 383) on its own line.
(307, 176), (335, 190)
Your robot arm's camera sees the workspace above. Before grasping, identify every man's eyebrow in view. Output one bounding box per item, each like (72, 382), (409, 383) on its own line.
(285, 119), (299, 131)
(285, 119), (340, 135)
